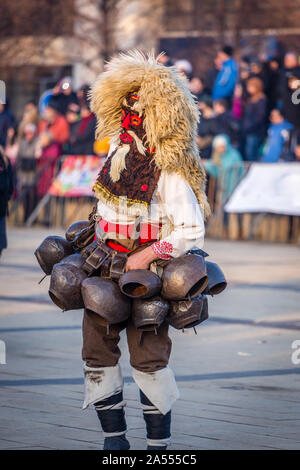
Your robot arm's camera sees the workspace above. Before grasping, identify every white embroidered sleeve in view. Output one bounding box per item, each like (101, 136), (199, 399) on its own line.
(151, 172), (205, 258)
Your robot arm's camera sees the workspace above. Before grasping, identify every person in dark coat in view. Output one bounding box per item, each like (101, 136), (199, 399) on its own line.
(197, 97), (215, 159)
(212, 99), (240, 145)
(52, 77), (78, 115)
(278, 52), (300, 103)
(263, 57), (281, 113)
(65, 102), (81, 153)
(16, 123), (39, 222)
(282, 69), (300, 132)
(67, 92), (96, 155)
(241, 77), (268, 161)
(0, 102), (15, 147)
(0, 146), (14, 257)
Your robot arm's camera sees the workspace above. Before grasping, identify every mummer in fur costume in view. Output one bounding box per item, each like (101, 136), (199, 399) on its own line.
(84, 50), (210, 450)
(35, 51), (229, 451)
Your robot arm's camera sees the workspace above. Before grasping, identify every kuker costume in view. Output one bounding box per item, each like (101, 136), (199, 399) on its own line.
(35, 51), (226, 450)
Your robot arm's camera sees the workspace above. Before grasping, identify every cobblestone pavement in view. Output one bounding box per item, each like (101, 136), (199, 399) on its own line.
(0, 227), (300, 450)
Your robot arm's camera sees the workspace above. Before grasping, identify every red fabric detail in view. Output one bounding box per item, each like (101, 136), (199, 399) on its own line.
(120, 132), (133, 143)
(131, 115), (142, 126)
(146, 146), (156, 154)
(151, 240), (173, 260)
(140, 184), (148, 191)
(107, 241), (130, 252)
(97, 219), (161, 252)
(121, 111), (131, 129)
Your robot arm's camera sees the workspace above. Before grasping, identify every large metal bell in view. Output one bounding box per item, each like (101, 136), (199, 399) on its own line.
(161, 254), (208, 300)
(35, 236), (73, 275)
(81, 277), (131, 325)
(132, 296), (169, 331)
(49, 263), (87, 311)
(119, 269), (162, 299)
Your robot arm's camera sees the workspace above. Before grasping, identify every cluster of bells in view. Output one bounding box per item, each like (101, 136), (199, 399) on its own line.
(35, 221), (227, 333)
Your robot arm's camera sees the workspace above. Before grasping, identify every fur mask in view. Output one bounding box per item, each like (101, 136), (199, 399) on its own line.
(90, 50), (210, 220)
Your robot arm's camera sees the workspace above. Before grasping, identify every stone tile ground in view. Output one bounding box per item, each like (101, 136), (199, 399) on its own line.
(0, 227), (299, 450)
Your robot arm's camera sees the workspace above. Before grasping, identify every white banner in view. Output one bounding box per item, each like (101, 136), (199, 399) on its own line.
(224, 163), (300, 215)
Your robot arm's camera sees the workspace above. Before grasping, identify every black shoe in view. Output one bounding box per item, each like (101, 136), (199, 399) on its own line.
(103, 435), (130, 450)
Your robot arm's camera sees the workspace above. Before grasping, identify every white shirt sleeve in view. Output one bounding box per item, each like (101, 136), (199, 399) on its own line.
(151, 172), (205, 259)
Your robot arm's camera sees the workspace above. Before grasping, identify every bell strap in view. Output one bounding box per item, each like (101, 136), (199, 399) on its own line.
(109, 252), (128, 282)
(82, 242), (114, 276)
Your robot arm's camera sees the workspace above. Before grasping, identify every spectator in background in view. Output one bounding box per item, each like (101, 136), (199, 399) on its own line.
(67, 91), (96, 155)
(76, 84), (90, 104)
(36, 131), (61, 202)
(264, 57), (281, 113)
(38, 100), (69, 148)
(241, 77), (267, 161)
(189, 76), (209, 101)
(204, 134), (243, 202)
(157, 51), (173, 67)
(65, 102), (81, 153)
(16, 123), (38, 221)
(278, 52), (300, 102)
(18, 100), (39, 140)
(197, 96), (215, 159)
(231, 83), (243, 121)
(5, 126), (19, 166)
(174, 59), (193, 79)
(52, 77), (78, 115)
(261, 109), (293, 163)
(293, 138), (300, 161)
(0, 101), (15, 147)
(281, 68), (300, 138)
(212, 45), (238, 103)
(283, 52), (300, 75)
(205, 55), (221, 95)
(239, 58), (251, 83)
(0, 146), (14, 258)
(212, 98), (239, 145)
(249, 57), (268, 89)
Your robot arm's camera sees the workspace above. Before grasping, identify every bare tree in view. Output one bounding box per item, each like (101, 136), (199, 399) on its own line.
(0, 0), (120, 77)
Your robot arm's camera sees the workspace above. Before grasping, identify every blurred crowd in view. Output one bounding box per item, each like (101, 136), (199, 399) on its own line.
(160, 47), (300, 174)
(0, 46), (300, 231)
(0, 78), (111, 223)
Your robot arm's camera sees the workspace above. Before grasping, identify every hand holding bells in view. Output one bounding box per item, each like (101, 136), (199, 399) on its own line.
(35, 216), (226, 333)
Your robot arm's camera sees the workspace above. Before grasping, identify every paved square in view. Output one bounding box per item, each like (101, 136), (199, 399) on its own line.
(0, 227), (300, 449)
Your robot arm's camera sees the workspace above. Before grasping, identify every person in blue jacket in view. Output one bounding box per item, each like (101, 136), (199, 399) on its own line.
(212, 46), (238, 101)
(261, 109), (293, 162)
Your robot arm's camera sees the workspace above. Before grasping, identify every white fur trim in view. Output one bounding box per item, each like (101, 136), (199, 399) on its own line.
(82, 364), (123, 410)
(109, 144), (130, 182)
(132, 366), (179, 415)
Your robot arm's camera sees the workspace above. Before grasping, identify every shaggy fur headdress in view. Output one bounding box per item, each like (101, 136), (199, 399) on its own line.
(90, 50), (210, 220)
